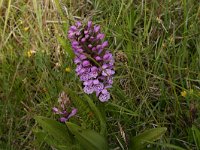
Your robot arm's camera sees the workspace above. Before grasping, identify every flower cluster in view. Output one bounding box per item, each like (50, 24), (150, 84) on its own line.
(68, 21), (115, 102)
(53, 92), (77, 122)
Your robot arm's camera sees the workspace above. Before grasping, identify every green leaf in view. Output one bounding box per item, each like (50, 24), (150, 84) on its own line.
(142, 141), (186, 150)
(34, 116), (72, 147)
(34, 129), (59, 149)
(157, 143), (186, 150)
(192, 125), (200, 149)
(57, 36), (74, 58)
(66, 122), (108, 150)
(130, 127), (167, 150)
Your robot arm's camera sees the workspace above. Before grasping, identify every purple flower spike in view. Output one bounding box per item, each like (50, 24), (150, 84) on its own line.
(52, 92), (78, 123)
(68, 21), (115, 102)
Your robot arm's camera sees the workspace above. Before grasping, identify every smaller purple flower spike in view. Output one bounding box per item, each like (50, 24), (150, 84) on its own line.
(57, 108), (78, 123)
(68, 21), (115, 102)
(53, 107), (78, 123)
(53, 92), (77, 122)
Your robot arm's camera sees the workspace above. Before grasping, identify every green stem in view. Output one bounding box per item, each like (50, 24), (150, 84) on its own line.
(85, 95), (107, 136)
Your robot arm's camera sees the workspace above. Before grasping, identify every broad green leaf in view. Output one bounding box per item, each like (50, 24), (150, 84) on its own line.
(192, 125), (200, 149)
(144, 141), (186, 150)
(130, 127), (167, 150)
(34, 129), (59, 149)
(35, 116), (72, 147)
(158, 143), (186, 150)
(34, 129), (79, 150)
(57, 36), (74, 59)
(66, 122), (108, 150)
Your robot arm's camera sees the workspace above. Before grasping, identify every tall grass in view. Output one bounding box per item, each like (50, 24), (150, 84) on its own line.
(0, 0), (200, 149)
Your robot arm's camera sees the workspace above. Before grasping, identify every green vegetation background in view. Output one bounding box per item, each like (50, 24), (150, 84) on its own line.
(0, 0), (200, 149)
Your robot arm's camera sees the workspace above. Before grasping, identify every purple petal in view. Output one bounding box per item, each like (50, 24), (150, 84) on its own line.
(67, 108), (77, 119)
(76, 48), (83, 53)
(93, 82), (104, 92)
(92, 47), (96, 51)
(102, 69), (115, 76)
(70, 26), (77, 31)
(76, 21), (82, 27)
(80, 73), (90, 81)
(95, 56), (102, 61)
(109, 59), (115, 65)
(102, 41), (108, 48)
(75, 65), (82, 72)
(97, 33), (105, 40)
(60, 110), (67, 115)
(94, 25), (100, 33)
(91, 66), (98, 72)
(96, 45), (102, 50)
(107, 77), (113, 85)
(72, 41), (79, 46)
(99, 91), (110, 102)
(93, 79), (99, 84)
(82, 60), (90, 67)
(103, 53), (112, 60)
(83, 85), (94, 94)
(68, 32), (75, 39)
(74, 57), (81, 64)
(75, 31), (81, 36)
(102, 64), (109, 69)
(60, 117), (68, 122)
(88, 21), (92, 28)
(52, 107), (59, 113)
(90, 36), (95, 41)
(85, 34), (89, 39)
(81, 38), (86, 42)
(79, 54), (87, 60)
(88, 44), (93, 48)
(83, 80), (93, 86)
(84, 30), (89, 34)
(78, 68), (87, 74)
(101, 89), (108, 94)
(89, 70), (98, 78)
